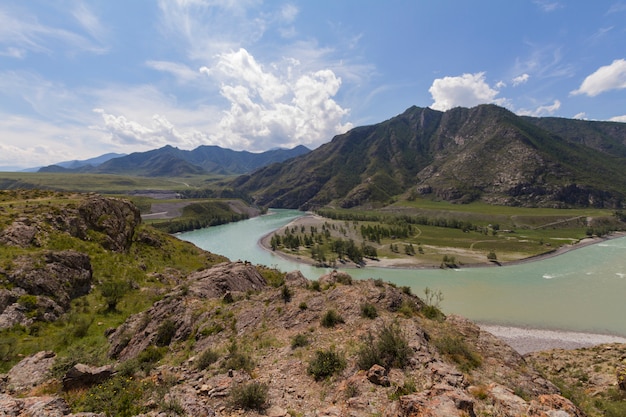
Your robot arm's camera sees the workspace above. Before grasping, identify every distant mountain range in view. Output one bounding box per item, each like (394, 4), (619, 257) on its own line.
(233, 104), (626, 209)
(39, 145), (310, 176)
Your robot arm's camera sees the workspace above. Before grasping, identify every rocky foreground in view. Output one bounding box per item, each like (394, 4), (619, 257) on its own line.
(2, 261), (623, 416)
(1, 191), (625, 416)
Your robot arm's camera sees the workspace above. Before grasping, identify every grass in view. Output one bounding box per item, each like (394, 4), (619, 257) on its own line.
(272, 200), (625, 267)
(0, 191), (227, 372)
(0, 172), (218, 193)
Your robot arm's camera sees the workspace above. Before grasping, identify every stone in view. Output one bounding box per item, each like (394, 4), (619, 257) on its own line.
(367, 364), (390, 386)
(7, 351), (56, 393)
(62, 363), (115, 391)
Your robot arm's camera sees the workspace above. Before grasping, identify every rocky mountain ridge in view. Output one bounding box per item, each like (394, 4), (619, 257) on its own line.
(39, 144), (310, 177)
(234, 105), (626, 209)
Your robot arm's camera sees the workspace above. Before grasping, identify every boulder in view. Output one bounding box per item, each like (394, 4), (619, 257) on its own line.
(0, 221), (38, 247)
(7, 351), (56, 393)
(62, 364), (115, 391)
(76, 196), (141, 252)
(0, 393), (74, 417)
(367, 364), (390, 386)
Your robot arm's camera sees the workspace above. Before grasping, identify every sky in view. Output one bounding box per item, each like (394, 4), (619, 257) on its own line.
(1, 1), (625, 170)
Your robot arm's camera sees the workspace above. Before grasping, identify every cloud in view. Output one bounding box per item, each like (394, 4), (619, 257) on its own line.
(202, 48), (351, 150)
(512, 73), (530, 86)
(428, 72), (503, 111)
(0, 5), (108, 56)
(572, 112), (587, 120)
(93, 109), (215, 150)
(533, 1), (563, 12)
(146, 61), (202, 84)
(0, 113), (107, 168)
(609, 115), (626, 122)
(571, 59), (626, 96)
(517, 100), (561, 117)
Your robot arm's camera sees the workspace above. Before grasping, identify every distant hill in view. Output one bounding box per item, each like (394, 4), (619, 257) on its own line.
(233, 104), (626, 209)
(38, 145), (310, 177)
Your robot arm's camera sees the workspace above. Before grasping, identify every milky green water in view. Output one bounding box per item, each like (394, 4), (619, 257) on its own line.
(179, 209), (626, 336)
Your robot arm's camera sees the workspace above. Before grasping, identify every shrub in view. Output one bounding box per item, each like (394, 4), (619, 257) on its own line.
(230, 381), (269, 411)
(100, 279), (130, 311)
(422, 287), (445, 321)
(196, 348), (219, 370)
(291, 333), (310, 349)
(222, 341), (254, 373)
(357, 321), (412, 370)
(360, 303), (378, 319)
(307, 349), (346, 380)
(73, 375), (145, 416)
(433, 334), (482, 372)
(298, 301), (308, 310)
(155, 319), (177, 347)
(389, 379), (417, 400)
(320, 309), (344, 328)
(281, 285), (292, 302)
(309, 280), (321, 291)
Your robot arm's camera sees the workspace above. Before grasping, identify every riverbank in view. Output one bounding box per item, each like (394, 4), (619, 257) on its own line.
(479, 324), (626, 355)
(258, 212), (626, 270)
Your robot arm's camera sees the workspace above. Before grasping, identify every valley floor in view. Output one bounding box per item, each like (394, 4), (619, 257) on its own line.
(259, 212), (625, 270)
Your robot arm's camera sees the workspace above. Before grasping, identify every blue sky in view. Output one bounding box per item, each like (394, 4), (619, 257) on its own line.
(1, 1), (625, 170)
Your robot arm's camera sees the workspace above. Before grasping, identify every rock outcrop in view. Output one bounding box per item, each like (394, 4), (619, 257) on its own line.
(76, 195), (141, 252)
(0, 250), (92, 329)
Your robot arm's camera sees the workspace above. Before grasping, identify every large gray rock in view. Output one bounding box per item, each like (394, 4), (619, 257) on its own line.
(0, 250), (92, 329)
(76, 196), (141, 253)
(62, 363), (115, 391)
(6, 351), (56, 393)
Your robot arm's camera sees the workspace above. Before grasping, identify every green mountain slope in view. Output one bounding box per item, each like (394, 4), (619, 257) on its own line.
(233, 105), (626, 209)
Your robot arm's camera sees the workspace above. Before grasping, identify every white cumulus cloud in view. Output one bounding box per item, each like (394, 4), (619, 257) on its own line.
(428, 72), (503, 111)
(571, 59), (626, 96)
(609, 115), (626, 122)
(202, 48), (352, 150)
(93, 109), (209, 149)
(512, 73), (530, 86)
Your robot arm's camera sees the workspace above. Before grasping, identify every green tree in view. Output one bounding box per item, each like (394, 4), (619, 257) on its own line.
(100, 280), (130, 311)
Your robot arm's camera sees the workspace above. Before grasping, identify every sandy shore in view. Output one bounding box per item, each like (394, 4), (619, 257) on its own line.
(479, 324), (626, 355)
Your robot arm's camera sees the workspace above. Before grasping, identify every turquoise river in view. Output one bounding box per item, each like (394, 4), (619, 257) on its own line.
(179, 209), (626, 337)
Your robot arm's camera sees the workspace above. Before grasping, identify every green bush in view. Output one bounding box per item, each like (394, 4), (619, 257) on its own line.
(357, 321), (412, 370)
(360, 303), (378, 319)
(309, 280), (321, 291)
(155, 319), (177, 347)
(118, 345), (166, 377)
(433, 334), (482, 372)
(100, 280), (130, 311)
(196, 348), (219, 370)
(320, 309), (344, 328)
(229, 381), (269, 411)
(222, 341), (254, 373)
(307, 348), (346, 380)
(72, 375), (145, 416)
(281, 285), (292, 302)
(291, 333), (310, 349)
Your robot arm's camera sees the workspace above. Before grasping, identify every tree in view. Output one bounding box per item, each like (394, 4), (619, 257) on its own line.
(100, 280), (130, 311)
